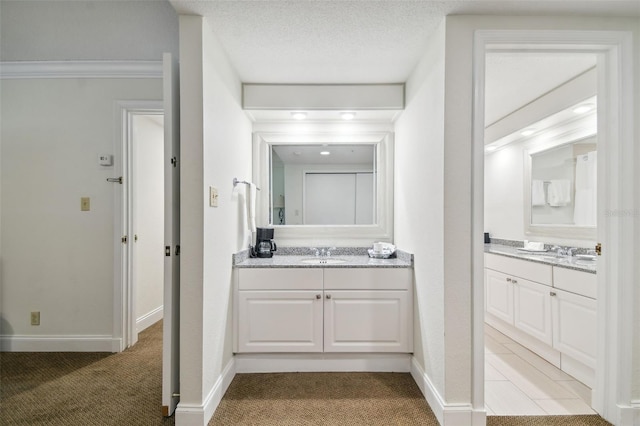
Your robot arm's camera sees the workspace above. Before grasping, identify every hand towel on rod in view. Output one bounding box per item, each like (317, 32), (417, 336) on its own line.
(531, 180), (546, 206)
(245, 182), (257, 233)
(547, 179), (571, 207)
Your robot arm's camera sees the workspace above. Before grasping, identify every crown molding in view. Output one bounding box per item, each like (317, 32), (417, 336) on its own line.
(0, 60), (163, 79)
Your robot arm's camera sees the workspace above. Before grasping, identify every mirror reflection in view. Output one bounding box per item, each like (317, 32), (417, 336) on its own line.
(270, 144), (376, 225)
(530, 135), (597, 227)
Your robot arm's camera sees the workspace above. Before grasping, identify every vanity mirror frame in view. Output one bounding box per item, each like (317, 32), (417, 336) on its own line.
(523, 120), (597, 240)
(253, 131), (394, 246)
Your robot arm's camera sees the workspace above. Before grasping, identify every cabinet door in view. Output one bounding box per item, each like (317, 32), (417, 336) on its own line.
(323, 290), (412, 352)
(237, 290), (323, 353)
(513, 278), (552, 345)
(485, 269), (514, 324)
(551, 289), (597, 368)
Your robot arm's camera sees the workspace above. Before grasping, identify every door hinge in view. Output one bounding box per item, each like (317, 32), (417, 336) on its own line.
(165, 246), (171, 256)
(170, 157), (177, 167)
(595, 242), (602, 256)
(107, 176), (123, 184)
(121, 235), (127, 244)
(134, 234), (138, 242)
(175, 245), (180, 256)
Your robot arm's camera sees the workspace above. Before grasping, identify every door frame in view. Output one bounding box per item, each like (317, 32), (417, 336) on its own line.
(472, 30), (635, 423)
(113, 101), (164, 351)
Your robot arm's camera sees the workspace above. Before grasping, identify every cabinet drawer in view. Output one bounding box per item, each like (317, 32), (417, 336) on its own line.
(238, 268), (323, 290)
(553, 267), (597, 299)
(324, 268), (412, 290)
(485, 253), (552, 286)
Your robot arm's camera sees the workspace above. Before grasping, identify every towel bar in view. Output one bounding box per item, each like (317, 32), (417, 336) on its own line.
(233, 178), (260, 191)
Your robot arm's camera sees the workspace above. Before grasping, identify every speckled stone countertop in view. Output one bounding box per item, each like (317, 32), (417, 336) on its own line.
(233, 248), (413, 269)
(485, 243), (596, 274)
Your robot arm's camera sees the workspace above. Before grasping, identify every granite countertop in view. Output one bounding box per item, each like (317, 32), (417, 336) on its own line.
(233, 248), (413, 269)
(485, 243), (596, 274)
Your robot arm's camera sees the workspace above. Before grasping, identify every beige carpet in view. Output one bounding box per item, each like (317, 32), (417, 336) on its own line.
(1, 320), (612, 425)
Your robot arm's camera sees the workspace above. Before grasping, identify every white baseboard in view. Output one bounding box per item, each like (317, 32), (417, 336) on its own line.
(136, 306), (163, 333)
(410, 357), (486, 426)
(234, 353), (411, 373)
(617, 401), (640, 426)
(175, 357), (236, 426)
(0, 335), (118, 352)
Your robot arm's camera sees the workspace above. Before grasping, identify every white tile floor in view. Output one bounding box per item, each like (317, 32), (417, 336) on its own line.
(485, 324), (596, 416)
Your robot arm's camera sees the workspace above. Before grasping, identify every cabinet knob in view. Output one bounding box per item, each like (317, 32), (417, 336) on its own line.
(512, 280), (518, 284)
(550, 291), (557, 296)
(506, 277), (512, 282)
(316, 294), (321, 299)
(326, 294), (332, 299)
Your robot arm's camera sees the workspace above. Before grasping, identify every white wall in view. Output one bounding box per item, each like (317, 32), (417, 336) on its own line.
(177, 15), (252, 426)
(0, 0), (178, 61)
(394, 18), (447, 406)
(133, 115), (165, 331)
(0, 78), (162, 349)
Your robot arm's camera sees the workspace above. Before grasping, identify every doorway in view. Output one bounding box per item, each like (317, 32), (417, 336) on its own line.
(472, 30), (635, 424)
(483, 51), (598, 416)
(114, 102), (164, 350)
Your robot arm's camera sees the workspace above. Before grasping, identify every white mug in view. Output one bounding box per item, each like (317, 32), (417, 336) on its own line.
(373, 242), (384, 253)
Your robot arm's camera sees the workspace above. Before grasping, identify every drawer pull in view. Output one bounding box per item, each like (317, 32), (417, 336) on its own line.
(326, 294), (332, 300)
(550, 291), (557, 296)
(316, 294), (321, 299)
(512, 280), (518, 284)
(506, 278), (512, 282)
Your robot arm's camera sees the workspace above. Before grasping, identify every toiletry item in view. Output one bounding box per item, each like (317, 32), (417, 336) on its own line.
(373, 242), (384, 253)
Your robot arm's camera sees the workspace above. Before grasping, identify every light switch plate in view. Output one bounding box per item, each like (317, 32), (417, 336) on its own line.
(98, 154), (113, 166)
(81, 197), (90, 211)
(209, 187), (218, 207)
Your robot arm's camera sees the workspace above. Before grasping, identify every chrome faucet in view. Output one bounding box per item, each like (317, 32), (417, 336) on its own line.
(566, 247), (578, 257)
(310, 247), (337, 257)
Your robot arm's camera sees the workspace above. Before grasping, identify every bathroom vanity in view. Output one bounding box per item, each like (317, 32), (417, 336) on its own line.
(233, 253), (413, 356)
(484, 244), (597, 388)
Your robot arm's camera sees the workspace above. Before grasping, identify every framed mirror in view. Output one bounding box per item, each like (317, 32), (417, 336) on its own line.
(253, 132), (394, 246)
(524, 129), (597, 240)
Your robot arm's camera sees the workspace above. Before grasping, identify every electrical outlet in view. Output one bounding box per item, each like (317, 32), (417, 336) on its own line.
(31, 311), (40, 326)
(209, 187), (219, 207)
(81, 197), (90, 211)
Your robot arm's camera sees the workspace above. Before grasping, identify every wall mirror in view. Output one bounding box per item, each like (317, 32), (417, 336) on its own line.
(524, 125), (597, 240)
(253, 132), (394, 246)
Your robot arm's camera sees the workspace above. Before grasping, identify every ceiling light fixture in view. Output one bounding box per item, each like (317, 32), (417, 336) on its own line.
(572, 103), (595, 114)
(320, 151), (331, 156)
(340, 112), (356, 120)
(291, 112), (307, 120)
(485, 146), (498, 152)
(520, 128), (535, 137)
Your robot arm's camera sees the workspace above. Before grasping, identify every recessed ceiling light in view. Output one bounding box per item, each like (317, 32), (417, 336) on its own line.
(572, 103), (595, 114)
(320, 151), (331, 156)
(340, 112), (356, 120)
(485, 146), (498, 152)
(291, 112), (307, 120)
(520, 128), (535, 137)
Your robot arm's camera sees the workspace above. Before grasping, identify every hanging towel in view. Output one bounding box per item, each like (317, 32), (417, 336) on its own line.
(531, 180), (546, 206)
(245, 182), (257, 233)
(547, 179), (571, 207)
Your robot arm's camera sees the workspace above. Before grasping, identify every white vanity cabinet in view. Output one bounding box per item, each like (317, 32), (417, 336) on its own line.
(323, 269), (412, 353)
(484, 258), (553, 346)
(551, 267), (598, 369)
(236, 269), (324, 353)
(235, 267), (413, 354)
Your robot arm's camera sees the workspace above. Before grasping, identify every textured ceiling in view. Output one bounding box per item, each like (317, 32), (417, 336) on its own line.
(169, 0), (638, 84)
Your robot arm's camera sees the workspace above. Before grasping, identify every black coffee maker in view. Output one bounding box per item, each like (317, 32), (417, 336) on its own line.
(253, 227), (277, 258)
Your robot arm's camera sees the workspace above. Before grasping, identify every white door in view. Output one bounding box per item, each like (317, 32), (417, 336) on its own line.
(323, 290), (411, 352)
(162, 53), (180, 417)
(304, 173), (356, 224)
(551, 288), (597, 368)
(237, 290), (324, 352)
(485, 269), (514, 325)
(513, 278), (552, 345)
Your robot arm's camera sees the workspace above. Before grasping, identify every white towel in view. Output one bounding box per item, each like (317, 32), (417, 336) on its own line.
(246, 183), (257, 233)
(531, 180), (546, 206)
(574, 151), (597, 226)
(547, 179), (571, 207)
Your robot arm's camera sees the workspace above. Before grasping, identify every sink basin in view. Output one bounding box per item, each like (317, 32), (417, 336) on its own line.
(300, 258), (347, 265)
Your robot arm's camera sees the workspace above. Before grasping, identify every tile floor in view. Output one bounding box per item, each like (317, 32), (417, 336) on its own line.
(485, 324), (596, 416)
